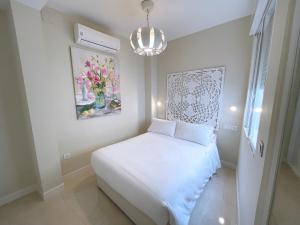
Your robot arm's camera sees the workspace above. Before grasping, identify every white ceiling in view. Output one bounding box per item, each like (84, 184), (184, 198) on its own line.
(43, 0), (256, 40)
(17, 0), (49, 10)
(0, 0), (48, 10)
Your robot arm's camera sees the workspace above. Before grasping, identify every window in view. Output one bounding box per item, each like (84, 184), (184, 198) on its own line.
(244, 2), (275, 150)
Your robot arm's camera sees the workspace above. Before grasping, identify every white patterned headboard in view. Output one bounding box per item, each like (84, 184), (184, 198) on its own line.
(166, 66), (225, 130)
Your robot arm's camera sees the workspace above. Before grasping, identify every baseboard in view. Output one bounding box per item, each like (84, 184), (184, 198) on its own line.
(41, 183), (64, 200)
(63, 164), (92, 178)
(221, 160), (236, 169)
(0, 185), (36, 207)
(236, 168), (241, 225)
(61, 151), (93, 175)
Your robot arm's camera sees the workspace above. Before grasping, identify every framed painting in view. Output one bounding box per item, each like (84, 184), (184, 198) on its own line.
(70, 47), (121, 120)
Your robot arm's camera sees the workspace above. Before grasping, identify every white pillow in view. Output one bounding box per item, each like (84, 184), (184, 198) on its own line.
(175, 121), (214, 146)
(148, 118), (176, 137)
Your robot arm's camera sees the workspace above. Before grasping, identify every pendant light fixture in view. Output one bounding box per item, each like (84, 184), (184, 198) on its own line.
(130, 0), (167, 56)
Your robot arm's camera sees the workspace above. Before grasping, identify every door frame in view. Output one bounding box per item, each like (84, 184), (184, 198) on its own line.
(287, 37), (300, 173)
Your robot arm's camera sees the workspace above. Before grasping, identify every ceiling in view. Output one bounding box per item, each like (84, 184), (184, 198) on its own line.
(9, 0), (258, 41)
(0, 0), (48, 10)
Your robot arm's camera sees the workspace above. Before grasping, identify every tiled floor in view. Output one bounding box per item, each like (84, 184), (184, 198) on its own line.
(0, 166), (237, 225)
(269, 163), (300, 225)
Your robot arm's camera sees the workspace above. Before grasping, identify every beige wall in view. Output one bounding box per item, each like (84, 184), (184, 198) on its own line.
(156, 17), (253, 166)
(0, 10), (36, 200)
(5, 0), (146, 199)
(40, 8), (146, 175)
(144, 56), (158, 127)
(10, 0), (63, 194)
(237, 1), (295, 225)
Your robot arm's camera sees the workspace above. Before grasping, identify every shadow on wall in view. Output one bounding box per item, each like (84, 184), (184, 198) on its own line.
(0, 11), (36, 197)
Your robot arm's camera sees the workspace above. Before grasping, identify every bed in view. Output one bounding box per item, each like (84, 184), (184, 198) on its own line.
(91, 67), (224, 225)
(91, 131), (221, 225)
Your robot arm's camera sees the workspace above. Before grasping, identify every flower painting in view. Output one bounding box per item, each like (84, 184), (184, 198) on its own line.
(70, 47), (121, 120)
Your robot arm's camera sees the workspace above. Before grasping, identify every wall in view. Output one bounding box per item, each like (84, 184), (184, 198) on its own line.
(144, 56), (158, 127)
(288, 93), (300, 177)
(237, 0), (295, 225)
(287, 44), (300, 177)
(0, 9), (36, 202)
(40, 7), (146, 175)
(284, 1), (300, 176)
(7, 0), (147, 196)
(10, 0), (63, 195)
(156, 17), (253, 166)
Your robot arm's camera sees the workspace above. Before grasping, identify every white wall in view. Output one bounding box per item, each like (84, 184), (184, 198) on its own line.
(0, 10), (36, 201)
(40, 7), (146, 174)
(156, 17), (253, 166)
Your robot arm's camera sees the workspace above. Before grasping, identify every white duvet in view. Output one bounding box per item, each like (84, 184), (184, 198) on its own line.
(91, 132), (221, 225)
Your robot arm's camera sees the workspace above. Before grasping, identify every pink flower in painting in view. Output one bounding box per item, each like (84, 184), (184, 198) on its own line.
(101, 67), (108, 78)
(93, 75), (100, 84)
(95, 66), (100, 74)
(86, 71), (93, 80)
(85, 60), (91, 68)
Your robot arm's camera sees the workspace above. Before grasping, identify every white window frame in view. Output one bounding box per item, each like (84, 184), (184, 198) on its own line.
(244, 0), (275, 151)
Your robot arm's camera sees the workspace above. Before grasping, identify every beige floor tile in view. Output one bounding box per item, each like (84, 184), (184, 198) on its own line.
(270, 163), (300, 225)
(0, 166), (237, 225)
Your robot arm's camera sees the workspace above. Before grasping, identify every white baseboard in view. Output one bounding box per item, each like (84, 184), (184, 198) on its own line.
(63, 164), (92, 178)
(221, 160), (236, 169)
(236, 168), (241, 225)
(41, 164), (92, 200)
(0, 185), (36, 207)
(41, 183), (64, 200)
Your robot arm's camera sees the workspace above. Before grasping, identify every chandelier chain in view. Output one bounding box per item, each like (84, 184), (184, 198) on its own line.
(146, 9), (150, 27)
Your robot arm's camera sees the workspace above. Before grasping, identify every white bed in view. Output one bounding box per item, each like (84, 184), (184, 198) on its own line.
(91, 132), (221, 225)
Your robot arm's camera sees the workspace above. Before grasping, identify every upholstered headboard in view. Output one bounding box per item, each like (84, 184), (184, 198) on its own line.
(166, 66), (225, 130)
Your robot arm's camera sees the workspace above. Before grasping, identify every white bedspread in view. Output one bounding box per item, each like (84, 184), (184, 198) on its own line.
(91, 132), (221, 225)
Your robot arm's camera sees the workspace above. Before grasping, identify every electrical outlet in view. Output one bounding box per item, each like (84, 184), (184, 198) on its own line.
(63, 153), (72, 160)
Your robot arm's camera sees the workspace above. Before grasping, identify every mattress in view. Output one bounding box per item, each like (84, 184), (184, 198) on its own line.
(91, 132), (221, 225)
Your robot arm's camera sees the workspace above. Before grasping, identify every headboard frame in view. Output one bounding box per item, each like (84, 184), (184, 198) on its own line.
(166, 66), (225, 130)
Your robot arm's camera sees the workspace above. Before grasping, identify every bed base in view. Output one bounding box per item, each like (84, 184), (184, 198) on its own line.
(96, 176), (165, 225)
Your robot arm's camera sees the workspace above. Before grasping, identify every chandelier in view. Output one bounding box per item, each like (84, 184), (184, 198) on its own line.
(130, 0), (167, 56)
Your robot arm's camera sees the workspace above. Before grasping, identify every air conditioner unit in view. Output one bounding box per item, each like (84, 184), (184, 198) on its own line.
(74, 23), (120, 54)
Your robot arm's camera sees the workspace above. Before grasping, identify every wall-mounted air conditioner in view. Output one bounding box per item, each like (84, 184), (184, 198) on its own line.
(74, 23), (120, 54)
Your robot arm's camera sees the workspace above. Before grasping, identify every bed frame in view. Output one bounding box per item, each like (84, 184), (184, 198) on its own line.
(96, 176), (167, 225)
